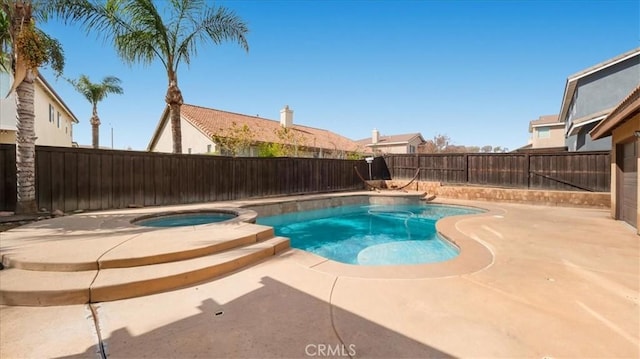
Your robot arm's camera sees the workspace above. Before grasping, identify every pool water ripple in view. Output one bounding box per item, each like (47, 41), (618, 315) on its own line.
(258, 204), (481, 265)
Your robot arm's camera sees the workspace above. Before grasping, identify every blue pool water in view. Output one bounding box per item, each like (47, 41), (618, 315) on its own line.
(257, 204), (481, 265)
(136, 212), (236, 227)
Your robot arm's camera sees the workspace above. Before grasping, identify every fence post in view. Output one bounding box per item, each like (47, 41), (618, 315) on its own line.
(414, 153), (420, 182)
(524, 153), (530, 188)
(463, 154), (469, 184)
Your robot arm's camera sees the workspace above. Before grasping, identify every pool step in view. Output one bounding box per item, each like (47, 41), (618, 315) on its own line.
(92, 236), (289, 303)
(0, 236), (290, 306)
(3, 224), (275, 271)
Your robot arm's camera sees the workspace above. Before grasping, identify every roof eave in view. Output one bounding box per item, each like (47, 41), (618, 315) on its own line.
(567, 115), (607, 136)
(558, 79), (577, 124)
(366, 141), (409, 147)
(567, 47), (640, 81)
(531, 122), (565, 128)
(590, 86), (640, 140)
(147, 106), (170, 151)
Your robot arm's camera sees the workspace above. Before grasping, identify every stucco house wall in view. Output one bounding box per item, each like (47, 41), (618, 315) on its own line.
(373, 143), (413, 154)
(0, 74), (17, 134)
(151, 116), (216, 154)
(363, 132), (425, 154)
(33, 84), (75, 146)
(0, 73), (77, 147)
(570, 61), (639, 121)
(531, 125), (565, 149)
(561, 49), (640, 152)
(566, 122), (612, 152)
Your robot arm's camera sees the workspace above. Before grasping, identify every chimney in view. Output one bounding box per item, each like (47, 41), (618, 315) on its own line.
(372, 128), (379, 144)
(280, 105), (293, 128)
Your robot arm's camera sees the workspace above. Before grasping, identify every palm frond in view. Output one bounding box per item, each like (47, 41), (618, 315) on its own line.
(202, 6), (249, 51)
(0, 5), (10, 73)
(123, 0), (171, 60)
(115, 30), (157, 64)
(48, 0), (133, 50)
(68, 73), (123, 105)
(101, 75), (124, 95)
(174, 4), (248, 69)
(34, 28), (64, 76)
(67, 74), (94, 103)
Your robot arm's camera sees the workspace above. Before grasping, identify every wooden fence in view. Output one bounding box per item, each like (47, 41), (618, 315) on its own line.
(382, 152), (611, 192)
(0, 144), (369, 212)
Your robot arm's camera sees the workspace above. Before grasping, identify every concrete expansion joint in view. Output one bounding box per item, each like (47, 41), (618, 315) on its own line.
(88, 303), (108, 359)
(88, 233), (145, 303)
(328, 276), (354, 359)
(310, 258), (330, 269)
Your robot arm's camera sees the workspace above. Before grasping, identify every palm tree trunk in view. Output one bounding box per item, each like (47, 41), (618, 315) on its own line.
(91, 105), (100, 149)
(91, 120), (99, 149)
(166, 80), (184, 154)
(15, 69), (37, 214)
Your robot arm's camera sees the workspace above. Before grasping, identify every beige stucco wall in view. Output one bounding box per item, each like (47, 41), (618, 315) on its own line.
(0, 93), (17, 132)
(380, 145), (406, 154)
(0, 78), (74, 147)
(151, 117), (216, 154)
(34, 84), (74, 147)
(610, 112), (640, 234)
(0, 130), (16, 143)
(373, 140), (422, 154)
(408, 137), (423, 152)
(531, 125), (565, 149)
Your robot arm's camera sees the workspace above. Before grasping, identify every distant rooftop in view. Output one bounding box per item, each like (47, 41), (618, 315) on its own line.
(357, 132), (424, 146)
(529, 114), (562, 132)
(148, 104), (367, 154)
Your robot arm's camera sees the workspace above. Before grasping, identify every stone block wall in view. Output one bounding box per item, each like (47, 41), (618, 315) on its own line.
(383, 180), (610, 209)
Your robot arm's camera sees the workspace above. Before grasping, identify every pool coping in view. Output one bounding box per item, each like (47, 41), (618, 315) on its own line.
(268, 197), (499, 279)
(131, 207), (258, 227)
(1, 191), (498, 280)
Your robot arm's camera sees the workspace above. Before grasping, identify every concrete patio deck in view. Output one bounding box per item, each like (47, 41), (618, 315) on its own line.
(1, 195), (638, 358)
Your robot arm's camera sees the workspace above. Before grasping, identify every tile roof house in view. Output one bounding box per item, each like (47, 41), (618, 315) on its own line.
(147, 104), (368, 158)
(1, 73), (79, 147)
(590, 85), (639, 232)
(527, 114), (566, 150)
(356, 129), (425, 154)
(558, 47), (640, 151)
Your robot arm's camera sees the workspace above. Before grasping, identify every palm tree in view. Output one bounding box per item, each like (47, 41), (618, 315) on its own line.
(1, 0), (64, 214)
(67, 74), (123, 148)
(53, 0), (249, 153)
(0, 7), (10, 72)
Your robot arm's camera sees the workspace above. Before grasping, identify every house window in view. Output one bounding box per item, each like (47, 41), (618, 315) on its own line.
(65, 126), (68, 134)
(57, 112), (60, 128)
(49, 104), (54, 123)
(409, 145), (416, 153)
(537, 127), (550, 139)
(188, 148), (192, 154)
(207, 144), (212, 153)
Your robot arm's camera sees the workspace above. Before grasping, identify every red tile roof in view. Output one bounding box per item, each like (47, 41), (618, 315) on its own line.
(179, 104), (366, 153)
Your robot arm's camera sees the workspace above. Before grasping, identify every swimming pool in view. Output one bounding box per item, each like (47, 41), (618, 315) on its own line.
(257, 204), (481, 265)
(134, 211), (237, 227)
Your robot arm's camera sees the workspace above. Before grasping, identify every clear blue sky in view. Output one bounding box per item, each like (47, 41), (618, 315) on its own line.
(38, 0), (639, 151)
